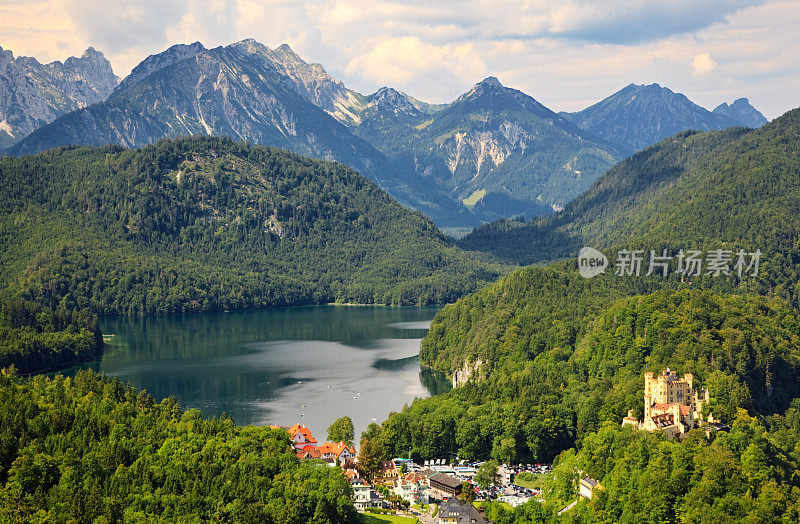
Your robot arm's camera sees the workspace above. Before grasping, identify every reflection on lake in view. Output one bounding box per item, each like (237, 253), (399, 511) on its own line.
(85, 306), (449, 440)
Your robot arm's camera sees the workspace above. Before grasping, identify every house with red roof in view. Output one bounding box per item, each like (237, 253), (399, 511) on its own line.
(296, 446), (322, 459)
(287, 423), (318, 449)
(317, 441), (356, 465)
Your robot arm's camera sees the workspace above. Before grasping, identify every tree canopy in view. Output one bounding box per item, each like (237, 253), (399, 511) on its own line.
(0, 369), (358, 523)
(327, 416), (355, 447)
(0, 137), (505, 316)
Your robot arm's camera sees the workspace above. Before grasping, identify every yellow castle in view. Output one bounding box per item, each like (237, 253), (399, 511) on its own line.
(622, 368), (714, 439)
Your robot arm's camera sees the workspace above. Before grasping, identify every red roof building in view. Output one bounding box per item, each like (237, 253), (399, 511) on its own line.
(317, 441), (356, 465)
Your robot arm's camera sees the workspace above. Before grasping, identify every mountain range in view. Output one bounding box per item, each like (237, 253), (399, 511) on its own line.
(460, 105), (800, 293)
(0, 46), (118, 149)
(1, 40), (769, 227)
(561, 82), (767, 155)
(713, 97), (769, 128)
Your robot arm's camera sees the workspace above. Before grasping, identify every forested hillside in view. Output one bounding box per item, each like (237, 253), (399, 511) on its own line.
(360, 105), (800, 523)
(458, 127), (749, 263)
(0, 300), (102, 373)
(369, 272), (800, 465)
(459, 108), (800, 313)
(542, 408), (800, 521)
(0, 136), (504, 315)
(0, 370), (357, 522)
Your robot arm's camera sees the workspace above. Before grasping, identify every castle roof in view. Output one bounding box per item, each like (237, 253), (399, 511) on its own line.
(651, 413), (676, 428)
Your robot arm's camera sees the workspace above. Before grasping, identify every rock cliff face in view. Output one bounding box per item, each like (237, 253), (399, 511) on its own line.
(0, 46), (117, 148)
(400, 77), (620, 219)
(239, 40), (367, 126)
(452, 359), (484, 388)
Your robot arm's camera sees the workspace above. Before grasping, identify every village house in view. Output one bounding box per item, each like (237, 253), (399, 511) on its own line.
(316, 441), (356, 465)
(271, 424), (355, 464)
(269, 423), (319, 450)
(351, 477), (384, 510)
(379, 460), (399, 480)
(438, 498), (491, 524)
(392, 472), (430, 505)
(296, 446), (321, 459)
(429, 472), (463, 500)
(579, 476), (602, 500)
(623, 369), (718, 439)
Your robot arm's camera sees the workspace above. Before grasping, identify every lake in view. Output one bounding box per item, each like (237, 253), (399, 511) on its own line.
(89, 306), (449, 442)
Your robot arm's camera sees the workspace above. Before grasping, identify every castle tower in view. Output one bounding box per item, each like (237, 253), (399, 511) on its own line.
(643, 372), (654, 418)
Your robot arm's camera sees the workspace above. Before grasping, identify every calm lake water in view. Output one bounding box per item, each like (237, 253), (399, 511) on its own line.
(88, 306), (448, 440)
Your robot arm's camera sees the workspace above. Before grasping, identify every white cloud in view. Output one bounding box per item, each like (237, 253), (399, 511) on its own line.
(345, 36), (486, 94)
(0, 0), (796, 118)
(692, 52), (718, 75)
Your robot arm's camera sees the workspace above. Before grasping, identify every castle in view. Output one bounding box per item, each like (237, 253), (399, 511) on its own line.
(622, 369), (714, 439)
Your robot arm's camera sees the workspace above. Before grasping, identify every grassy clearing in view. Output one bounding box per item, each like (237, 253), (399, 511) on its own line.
(462, 189), (486, 207)
(362, 514), (419, 524)
(513, 471), (550, 490)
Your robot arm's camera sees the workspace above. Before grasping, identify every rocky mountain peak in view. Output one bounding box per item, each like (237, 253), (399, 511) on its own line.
(457, 76), (508, 102)
(275, 43), (297, 56)
(115, 41), (205, 95)
(713, 97), (768, 128)
(366, 87), (421, 117)
(453, 76), (554, 119)
(371, 87), (405, 102)
(229, 38), (267, 56)
(0, 45), (119, 148)
(81, 47), (103, 60)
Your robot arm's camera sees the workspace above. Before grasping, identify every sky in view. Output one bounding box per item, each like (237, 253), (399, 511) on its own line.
(1, 0), (798, 119)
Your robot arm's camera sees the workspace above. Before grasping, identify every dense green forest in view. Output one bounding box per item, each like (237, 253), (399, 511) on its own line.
(0, 370), (357, 522)
(355, 109), (800, 522)
(0, 136), (504, 315)
(367, 273), (800, 466)
(0, 300), (102, 374)
(543, 408), (800, 522)
(2, 98), (799, 523)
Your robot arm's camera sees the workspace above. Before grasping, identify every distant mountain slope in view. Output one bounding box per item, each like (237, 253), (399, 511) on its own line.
(230, 39), (368, 126)
(459, 106), (800, 307)
(563, 83), (744, 154)
(713, 97), (769, 128)
(0, 46), (117, 148)
(7, 41), (472, 226)
(0, 137), (504, 315)
(5, 40), (770, 228)
(8, 51), (621, 225)
(358, 77), (621, 220)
